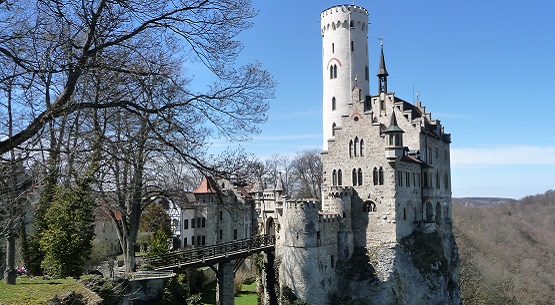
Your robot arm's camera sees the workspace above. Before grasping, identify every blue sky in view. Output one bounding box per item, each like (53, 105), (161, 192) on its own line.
(192, 1), (555, 199)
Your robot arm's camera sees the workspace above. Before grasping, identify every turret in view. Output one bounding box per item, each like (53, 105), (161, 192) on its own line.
(321, 5), (370, 150)
(384, 109), (404, 161)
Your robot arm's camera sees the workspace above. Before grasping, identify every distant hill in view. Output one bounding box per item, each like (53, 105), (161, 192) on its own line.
(452, 197), (515, 207)
(453, 190), (555, 305)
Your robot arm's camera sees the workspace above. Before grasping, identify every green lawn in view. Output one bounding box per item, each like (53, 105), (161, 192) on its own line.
(200, 279), (258, 305)
(0, 276), (101, 305)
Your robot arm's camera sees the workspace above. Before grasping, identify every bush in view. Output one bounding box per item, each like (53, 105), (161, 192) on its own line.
(49, 292), (87, 305)
(81, 275), (128, 305)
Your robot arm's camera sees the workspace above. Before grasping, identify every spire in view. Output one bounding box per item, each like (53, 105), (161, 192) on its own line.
(274, 172), (284, 192)
(377, 41), (388, 93)
(384, 109), (404, 134)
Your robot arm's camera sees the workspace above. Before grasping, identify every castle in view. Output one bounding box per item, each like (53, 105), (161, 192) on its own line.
(255, 4), (460, 305)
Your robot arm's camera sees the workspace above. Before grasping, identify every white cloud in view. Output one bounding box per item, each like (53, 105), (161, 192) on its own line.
(451, 145), (555, 167)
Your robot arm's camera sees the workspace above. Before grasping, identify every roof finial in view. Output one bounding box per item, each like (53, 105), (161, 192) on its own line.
(378, 37), (385, 46)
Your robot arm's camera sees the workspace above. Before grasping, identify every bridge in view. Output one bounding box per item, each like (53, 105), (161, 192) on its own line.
(142, 235), (276, 305)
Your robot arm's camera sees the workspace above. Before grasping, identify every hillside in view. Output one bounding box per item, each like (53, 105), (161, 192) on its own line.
(453, 190), (555, 305)
(452, 197), (515, 207)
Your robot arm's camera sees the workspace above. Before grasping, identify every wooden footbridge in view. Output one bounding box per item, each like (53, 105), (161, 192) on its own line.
(142, 235), (276, 305)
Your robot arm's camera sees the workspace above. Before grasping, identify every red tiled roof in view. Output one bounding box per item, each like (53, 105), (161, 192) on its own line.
(193, 176), (220, 194)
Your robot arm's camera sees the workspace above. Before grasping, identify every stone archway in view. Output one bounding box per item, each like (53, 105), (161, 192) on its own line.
(266, 217), (275, 236)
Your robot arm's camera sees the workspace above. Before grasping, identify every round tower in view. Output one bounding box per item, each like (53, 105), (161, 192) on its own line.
(321, 5), (369, 150)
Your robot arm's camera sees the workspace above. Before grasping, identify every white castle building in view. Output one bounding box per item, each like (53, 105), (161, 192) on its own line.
(256, 4), (460, 305)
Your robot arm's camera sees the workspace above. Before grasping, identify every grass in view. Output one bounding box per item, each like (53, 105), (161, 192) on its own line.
(200, 278), (258, 305)
(0, 276), (101, 305)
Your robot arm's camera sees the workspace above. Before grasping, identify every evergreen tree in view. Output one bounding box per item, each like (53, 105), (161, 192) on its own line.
(39, 187), (95, 278)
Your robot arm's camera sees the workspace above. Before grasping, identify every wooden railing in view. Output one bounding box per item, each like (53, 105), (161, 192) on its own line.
(143, 235), (275, 270)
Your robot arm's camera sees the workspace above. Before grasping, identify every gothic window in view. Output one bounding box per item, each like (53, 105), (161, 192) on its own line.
(357, 168), (363, 186)
(332, 97), (336, 110)
(338, 169), (343, 186)
(360, 139), (364, 156)
(333, 64), (338, 79)
(354, 137), (359, 157)
(426, 202), (433, 222)
(351, 41), (354, 52)
(332, 123), (336, 136)
(363, 201), (376, 212)
(435, 202), (442, 223)
(365, 65), (369, 81)
(202, 217), (206, 227)
(412, 173), (416, 187)
(373, 167), (378, 185)
(332, 170), (337, 186)
(379, 167), (384, 185)
(428, 145), (433, 164)
(352, 168), (357, 186)
(350, 20), (354, 28)
(406, 172), (410, 187)
(397, 171), (403, 186)
(423, 172), (428, 187)
(349, 140), (353, 158)
(444, 173), (449, 190)
(436, 171), (440, 189)
(332, 43), (334, 53)
(330, 66), (333, 79)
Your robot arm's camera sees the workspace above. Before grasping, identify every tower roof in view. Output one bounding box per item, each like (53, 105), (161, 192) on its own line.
(275, 172), (284, 192)
(384, 110), (404, 134)
(377, 44), (388, 77)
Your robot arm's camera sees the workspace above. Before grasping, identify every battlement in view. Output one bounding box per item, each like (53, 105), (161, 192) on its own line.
(284, 199), (318, 210)
(321, 4), (368, 17)
(327, 186), (353, 198)
(318, 212), (340, 222)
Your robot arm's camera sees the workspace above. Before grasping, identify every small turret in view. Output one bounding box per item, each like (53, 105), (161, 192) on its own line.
(377, 42), (388, 94)
(384, 109), (404, 161)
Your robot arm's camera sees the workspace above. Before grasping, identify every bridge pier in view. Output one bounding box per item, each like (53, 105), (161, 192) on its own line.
(216, 261), (235, 305)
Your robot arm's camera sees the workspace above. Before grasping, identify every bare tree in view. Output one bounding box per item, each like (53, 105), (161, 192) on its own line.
(290, 149), (322, 200)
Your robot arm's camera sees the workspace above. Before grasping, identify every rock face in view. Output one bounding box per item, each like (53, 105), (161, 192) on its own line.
(256, 4), (460, 305)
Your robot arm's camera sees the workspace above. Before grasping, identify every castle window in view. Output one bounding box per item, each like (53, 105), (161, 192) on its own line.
(365, 66), (369, 81)
(330, 66), (333, 79)
(364, 201), (377, 213)
(332, 170), (337, 186)
(357, 168), (363, 186)
(395, 135), (400, 146)
(435, 202), (442, 223)
(332, 97), (336, 110)
(388, 134), (394, 146)
(234, 229), (238, 240)
(436, 171), (440, 189)
(220, 229), (223, 240)
(349, 140), (353, 158)
(331, 64), (337, 79)
(397, 171), (403, 186)
(352, 168), (357, 186)
(185, 237), (188, 246)
(191, 218), (195, 228)
(423, 172), (428, 187)
(202, 217), (206, 227)
(192, 235), (195, 245)
(184, 219), (188, 229)
(403, 207), (407, 220)
(412, 173), (416, 187)
(406, 172), (410, 187)
(426, 202), (433, 222)
(354, 137), (359, 157)
(350, 20), (354, 28)
(379, 167), (384, 185)
(332, 123), (336, 136)
(196, 218), (201, 228)
(351, 40), (354, 52)
(360, 139), (364, 156)
(202, 236), (206, 245)
(373, 167), (378, 185)
(219, 211), (223, 221)
(332, 43), (335, 53)
(444, 173), (449, 190)
(338, 169), (343, 186)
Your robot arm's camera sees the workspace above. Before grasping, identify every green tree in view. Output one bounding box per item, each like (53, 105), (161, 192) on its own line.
(140, 202), (172, 238)
(147, 229), (170, 257)
(40, 187), (95, 278)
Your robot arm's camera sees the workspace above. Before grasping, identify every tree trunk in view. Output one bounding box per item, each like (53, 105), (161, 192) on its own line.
(4, 233), (17, 285)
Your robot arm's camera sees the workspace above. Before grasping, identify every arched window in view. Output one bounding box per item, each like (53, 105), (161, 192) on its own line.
(436, 171), (440, 189)
(379, 167), (384, 185)
(354, 137), (359, 157)
(365, 66), (369, 81)
(350, 20), (354, 28)
(332, 43), (334, 53)
(363, 201), (376, 212)
(334, 65), (338, 78)
(444, 173), (449, 190)
(330, 67), (333, 79)
(332, 123), (336, 136)
(360, 139), (364, 156)
(373, 167), (378, 185)
(349, 140), (353, 158)
(351, 41), (354, 52)
(337, 169), (343, 186)
(352, 168), (357, 186)
(426, 202), (433, 222)
(332, 170), (337, 186)
(403, 207), (407, 220)
(423, 172), (428, 187)
(332, 97), (336, 110)
(435, 202), (442, 223)
(357, 168), (363, 186)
